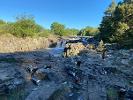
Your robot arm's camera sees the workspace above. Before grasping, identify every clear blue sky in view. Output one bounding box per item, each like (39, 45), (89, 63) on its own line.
(0, 0), (122, 29)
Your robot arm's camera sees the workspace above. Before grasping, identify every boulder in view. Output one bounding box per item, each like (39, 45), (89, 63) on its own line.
(0, 64), (25, 95)
(33, 67), (59, 83)
(34, 68), (49, 80)
(65, 43), (85, 56)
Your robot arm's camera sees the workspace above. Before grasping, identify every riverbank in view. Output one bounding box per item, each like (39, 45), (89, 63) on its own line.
(0, 34), (58, 53)
(0, 41), (133, 100)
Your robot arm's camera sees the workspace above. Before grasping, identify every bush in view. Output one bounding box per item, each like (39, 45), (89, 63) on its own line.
(51, 22), (65, 36)
(0, 20), (6, 25)
(9, 15), (43, 38)
(37, 29), (51, 37)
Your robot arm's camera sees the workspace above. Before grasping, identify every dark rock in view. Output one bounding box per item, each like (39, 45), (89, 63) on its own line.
(26, 82), (59, 100)
(44, 65), (52, 69)
(65, 67), (76, 77)
(126, 89), (133, 99)
(26, 65), (38, 74)
(87, 73), (97, 80)
(76, 61), (82, 67)
(103, 67), (119, 74)
(31, 77), (40, 86)
(118, 88), (126, 99)
(67, 92), (84, 100)
(34, 68), (49, 80)
(48, 85), (71, 100)
(65, 67), (83, 84)
(0, 84), (8, 95)
(0, 66), (25, 96)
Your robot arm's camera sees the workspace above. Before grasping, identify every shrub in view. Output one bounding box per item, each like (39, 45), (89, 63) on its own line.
(37, 29), (51, 37)
(9, 15), (43, 38)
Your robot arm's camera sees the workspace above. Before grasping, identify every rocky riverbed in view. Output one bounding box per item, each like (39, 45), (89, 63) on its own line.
(0, 41), (133, 100)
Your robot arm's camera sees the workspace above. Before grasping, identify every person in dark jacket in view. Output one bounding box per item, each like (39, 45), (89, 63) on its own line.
(63, 44), (71, 57)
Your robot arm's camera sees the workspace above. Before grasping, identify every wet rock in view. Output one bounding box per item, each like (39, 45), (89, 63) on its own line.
(65, 67), (83, 83)
(126, 89), (133, 99)
(34, 68), (48, 80)
(67, 92), (84, 100)
(0, 84), (8, 95)
(65, 67), (76, 77)
(76, 61), (82, 67)
(33, 67), (59, 83)
(87, 73), (97, 80)
(26, 82), (70, 100)
(118, 88), (126, 100)
(43, 65), (52, 69)
(128, 58), (133, 66)
(130, 81), (133, 84)
(26, 82), (57, 100)
(48, 85), (71, 100)
(0, 65), (25, 95)
(103, 67), (119, 74)
(31, 77), (40, 86)
(26, 65), (38, 73)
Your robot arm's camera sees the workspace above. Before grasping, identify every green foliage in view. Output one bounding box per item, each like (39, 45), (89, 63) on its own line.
(0, 17), (79, 37)
(0, 19), (6, 25)
(79, 26), (99, 36)
(99, 0), (133, 48)
(9, 15), (43, 37)
(99, 0), (116, 42)
(51, 22), (79, 36)
(104, 0), (116, 16)
(38, 29), (52, 37)
(0, 21), (11, 35)
(51, 22), (65, 36)
(110, 22), (129, 43)
(64, 28), (79, 36)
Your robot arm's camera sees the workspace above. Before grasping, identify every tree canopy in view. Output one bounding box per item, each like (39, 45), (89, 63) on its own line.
(79, 26), (99, 36)
(99, 0), (133, 48)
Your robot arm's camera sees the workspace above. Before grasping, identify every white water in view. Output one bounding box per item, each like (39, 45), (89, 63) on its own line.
(47, 40), (66, 57)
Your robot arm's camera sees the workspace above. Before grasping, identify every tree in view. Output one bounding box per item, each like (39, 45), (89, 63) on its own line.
(0, 20), (6, 25)
(110, 1), (133, 47)
(79, 26), (99, 36)
(64, 28), (79, 36)
(99, 0), (133, 48)
(105, 0), (116, 16)
(38, 29), (51, 37)
(9, 15), (43, 37)
(51, 22), (65, 36)
(99, 0), (117, 42)
(124, 0), (133, 3)
(110, 22), (129, 43)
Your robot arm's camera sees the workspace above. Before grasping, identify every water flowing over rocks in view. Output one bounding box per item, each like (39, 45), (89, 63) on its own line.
(0, 38), (133, 100)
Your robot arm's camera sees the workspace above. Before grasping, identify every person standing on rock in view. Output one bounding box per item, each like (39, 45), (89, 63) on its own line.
(102, 48), (106, 59)
(68, 44), (71, 51)
(63, 47), (68, 57)
(63, 44), (71, 57)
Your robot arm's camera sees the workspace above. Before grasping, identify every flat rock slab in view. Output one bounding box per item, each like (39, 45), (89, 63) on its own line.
(26, 82), (59, 100)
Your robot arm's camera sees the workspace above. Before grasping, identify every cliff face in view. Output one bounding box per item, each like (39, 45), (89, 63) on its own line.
(0, 35), (58, 53)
